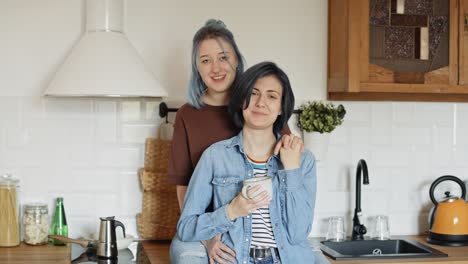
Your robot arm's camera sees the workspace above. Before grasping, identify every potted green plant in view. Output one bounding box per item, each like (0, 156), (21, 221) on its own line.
(297, 101), (346, 160)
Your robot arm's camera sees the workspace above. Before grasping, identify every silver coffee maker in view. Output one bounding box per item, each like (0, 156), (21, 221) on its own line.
(97, 216), (126, 259)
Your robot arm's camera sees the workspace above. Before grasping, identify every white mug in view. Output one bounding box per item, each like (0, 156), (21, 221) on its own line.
(241, 176), (273, 201)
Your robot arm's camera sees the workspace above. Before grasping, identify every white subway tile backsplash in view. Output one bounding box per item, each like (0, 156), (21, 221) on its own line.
(392, 126), (432, 145)
(69, 118), (95, 144)
(27, 118), (70, 145)
(121, 124), (157, 143)
(456, 127), (468, 145)
(18, 168), (53, 201)
(371, 103), (393, 125)
(388, 212), (429, 235)
(413, 103), (453, 126)
(68, 144), (97, 167)
(366, 166), (391, 190)
(66, 217), (98, 238)
(66, 169), (120, 193)
(2, 96), (468, 238)
(43, 98), (93, 119)
(370, 124), (392, 145)
(2, 147), (68, 167)
(361, 190), (391, 214)
(323, 148), (351, 191)
(145, 101), (161, 120)
(456, 103), (468, 128)
(393, 102), (413, 124)
(121, 101), (141, 121)
(453, 148), (468, 167)
(95, 101), (118, 144)
(6, 126), (29, 147)
(371, 146), (412, 167)
(340, 102), (370, 122)
(329, 125), (347, 145)
(61, 192), (119, 217)
(0, 97), (20, 124)
(434, 126), (453, 146)
(388, 189), (412, 213)
(439, 167), (468, 178)
(350, 126), (369, 145)
(119, 171), (143, 216)
(411, 150), (433, 186)
(350, 147), (371, 165)
(20, 97), (45, 120)
(96, 147), (141, 168)
(314, 191), (350, 213)
(432, 144), (452, 168)
(94, 193), (120, 217)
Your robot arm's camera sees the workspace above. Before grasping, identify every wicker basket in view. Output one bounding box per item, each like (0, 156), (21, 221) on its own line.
(144, 138), (171, 172)
(137, 135), (180, 240)
(137, 213), (177, 240)
(139, 169), (174, 192)
(141, 190), (180, 222)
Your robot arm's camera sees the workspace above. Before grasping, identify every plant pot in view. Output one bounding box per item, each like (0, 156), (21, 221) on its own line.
(302, 131), (330, 161)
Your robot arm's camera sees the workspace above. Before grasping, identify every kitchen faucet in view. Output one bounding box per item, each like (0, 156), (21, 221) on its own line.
(352, 159), (370, 240)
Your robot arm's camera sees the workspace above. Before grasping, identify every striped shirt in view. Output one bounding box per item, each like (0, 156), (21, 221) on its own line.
(247, 156), (277, 248)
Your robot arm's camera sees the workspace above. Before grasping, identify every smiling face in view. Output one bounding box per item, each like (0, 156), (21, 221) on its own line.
(197, 37), (239, 97)
(242, 75), (283, 131)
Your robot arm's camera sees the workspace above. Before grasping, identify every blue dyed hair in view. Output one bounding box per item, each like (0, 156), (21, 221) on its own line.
(187, 19), (245, 109)
(229, 61), (295, 135)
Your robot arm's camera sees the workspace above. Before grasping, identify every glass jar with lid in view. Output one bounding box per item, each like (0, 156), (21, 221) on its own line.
(23, 203), (49, 245)
(0, 173), (20, 247)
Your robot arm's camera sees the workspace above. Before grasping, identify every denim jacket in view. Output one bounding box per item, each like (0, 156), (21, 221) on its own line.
(177, 131), (317, 264)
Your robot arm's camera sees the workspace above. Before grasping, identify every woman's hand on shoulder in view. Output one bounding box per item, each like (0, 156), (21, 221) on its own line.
(275, 134), (303, 170)
(227, 185), (270, 221)
(274, 133), (304, 154)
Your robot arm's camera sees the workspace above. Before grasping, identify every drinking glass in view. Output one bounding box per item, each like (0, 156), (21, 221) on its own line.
(371, 215), (390, 240)
(326, 216), (346, 242)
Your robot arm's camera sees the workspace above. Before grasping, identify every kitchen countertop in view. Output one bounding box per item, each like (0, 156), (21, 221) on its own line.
(0, 243), (70, 264)
(141, 235), (468, 264)
(1, 235), (466, 263)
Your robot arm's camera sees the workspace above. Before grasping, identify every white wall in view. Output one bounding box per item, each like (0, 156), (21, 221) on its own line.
(1, 0), (467, 239)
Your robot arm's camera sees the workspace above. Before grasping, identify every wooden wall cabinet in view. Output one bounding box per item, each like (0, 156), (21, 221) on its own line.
(328, 0), (468, 102)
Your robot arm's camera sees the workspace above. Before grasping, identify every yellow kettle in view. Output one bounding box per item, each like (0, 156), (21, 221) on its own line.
(428, 175), (468, 246)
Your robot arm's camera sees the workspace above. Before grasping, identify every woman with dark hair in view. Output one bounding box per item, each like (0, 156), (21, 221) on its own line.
(177, 62), (317, 264)
(169, 20), (300, 264)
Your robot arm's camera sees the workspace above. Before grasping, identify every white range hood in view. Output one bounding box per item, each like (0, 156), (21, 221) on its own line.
(44, 0), (167, 98)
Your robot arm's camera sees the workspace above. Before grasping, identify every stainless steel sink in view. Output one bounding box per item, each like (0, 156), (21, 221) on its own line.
(320, 239), (448, 260)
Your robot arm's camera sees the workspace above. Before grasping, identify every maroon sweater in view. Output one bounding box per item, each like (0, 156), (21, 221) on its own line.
(168, 103), (290, 186)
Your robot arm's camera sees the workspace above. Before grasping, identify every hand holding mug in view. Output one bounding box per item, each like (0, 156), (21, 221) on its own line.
(227, 185), (270, 221)
(241, 176), (273, 200)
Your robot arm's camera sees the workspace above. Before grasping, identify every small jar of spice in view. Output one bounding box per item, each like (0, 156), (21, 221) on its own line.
(23, 203), (49, 245)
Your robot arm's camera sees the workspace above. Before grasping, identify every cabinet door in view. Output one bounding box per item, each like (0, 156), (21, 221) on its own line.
(328, 0), (468, 101)
(459, 0), (468, 85)
(364, 0), (458, 90)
